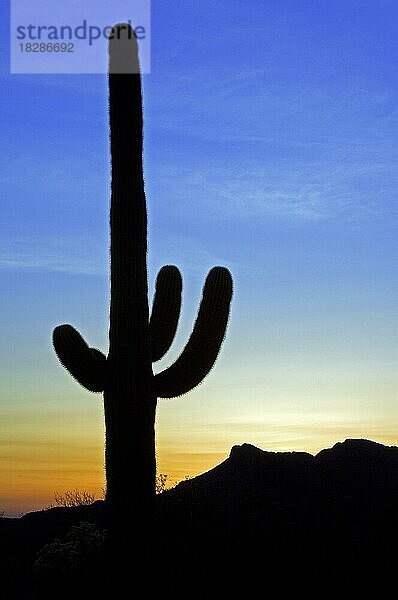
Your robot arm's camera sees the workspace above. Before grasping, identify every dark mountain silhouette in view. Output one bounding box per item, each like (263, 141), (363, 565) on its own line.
(2, 438), (398, 598)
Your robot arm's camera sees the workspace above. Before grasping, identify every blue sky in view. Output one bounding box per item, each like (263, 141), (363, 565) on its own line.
(0, 0), (397, 513)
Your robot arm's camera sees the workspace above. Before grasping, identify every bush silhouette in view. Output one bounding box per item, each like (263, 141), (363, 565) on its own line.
(51, 490), (96, 508)
(33, 522), (107, 596)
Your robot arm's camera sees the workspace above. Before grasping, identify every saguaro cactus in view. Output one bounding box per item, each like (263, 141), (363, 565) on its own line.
(52, 25), (233, 529)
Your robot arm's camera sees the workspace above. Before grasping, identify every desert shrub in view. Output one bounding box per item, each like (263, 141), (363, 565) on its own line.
(156, 474), (168, 494)
(52, 489), (96, 507)
(33, 521), (107, 589)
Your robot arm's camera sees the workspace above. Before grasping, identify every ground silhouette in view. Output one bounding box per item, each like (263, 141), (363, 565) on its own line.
(1, 438), (398, 598)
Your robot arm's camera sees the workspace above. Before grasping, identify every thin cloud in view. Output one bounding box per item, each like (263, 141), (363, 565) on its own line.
(0, 239), (106, 275)
(151, 161), (397, 222)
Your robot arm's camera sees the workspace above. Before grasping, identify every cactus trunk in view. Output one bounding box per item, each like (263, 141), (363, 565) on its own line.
(106, 40), (156, 521)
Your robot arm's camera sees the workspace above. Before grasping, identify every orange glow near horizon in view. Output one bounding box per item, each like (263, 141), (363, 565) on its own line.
(0, 447), (227, 517)
(2, 403), (398, 517)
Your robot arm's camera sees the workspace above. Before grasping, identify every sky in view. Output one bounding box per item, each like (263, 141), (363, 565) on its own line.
(1, 0), (397, 516)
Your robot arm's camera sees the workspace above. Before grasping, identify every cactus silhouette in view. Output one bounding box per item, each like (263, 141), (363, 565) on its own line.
(52, 25), (233, 539)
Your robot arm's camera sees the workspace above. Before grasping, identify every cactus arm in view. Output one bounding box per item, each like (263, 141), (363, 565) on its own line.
(53, 325), (107, 392)
(154, 266), (233, 398)
(150, 265), (182, 362)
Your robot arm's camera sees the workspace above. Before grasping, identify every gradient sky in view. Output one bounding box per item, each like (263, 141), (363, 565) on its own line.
(1, 0), (397, 516)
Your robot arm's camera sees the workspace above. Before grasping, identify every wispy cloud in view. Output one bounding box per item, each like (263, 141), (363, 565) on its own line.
(150, 160), (397, 222)
(0, 238), (107, 275)
(166, 413), (398, 455)
(145, 69), (397, 223)
(147, 67), (398, 144)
